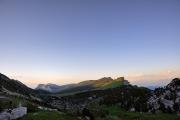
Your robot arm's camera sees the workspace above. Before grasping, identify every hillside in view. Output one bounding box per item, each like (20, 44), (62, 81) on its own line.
(0, 73), (34, 96)
(0, 73), (80, 120)
(42, 78), (180, 119)
(0, 73), (49, 112)
(44, 85), (151, 113)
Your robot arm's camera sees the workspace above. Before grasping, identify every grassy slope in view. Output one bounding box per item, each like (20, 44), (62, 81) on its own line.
(58, 80), (123, 96)
(97, 106), (180, 120)
(102, 80), (123, 89)
(58, 78), (122, 95)
(19, 111), (78, 120)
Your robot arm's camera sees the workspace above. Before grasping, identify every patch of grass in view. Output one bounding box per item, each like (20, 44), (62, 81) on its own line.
(97, 106), (180, 120)
(0, 96), (39, 113)
(19, 110), (78, 120)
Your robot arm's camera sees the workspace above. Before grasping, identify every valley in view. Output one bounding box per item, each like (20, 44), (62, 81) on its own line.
(1, 73), (180, 120)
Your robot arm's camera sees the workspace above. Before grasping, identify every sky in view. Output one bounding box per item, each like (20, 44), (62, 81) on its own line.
(0, 0), (180, 88)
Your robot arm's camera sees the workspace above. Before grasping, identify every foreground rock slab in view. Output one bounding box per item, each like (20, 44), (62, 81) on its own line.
(0, 107), (27, 120)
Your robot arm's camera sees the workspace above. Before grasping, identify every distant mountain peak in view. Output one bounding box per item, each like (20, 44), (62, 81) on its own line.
(35, 83), (75, 93)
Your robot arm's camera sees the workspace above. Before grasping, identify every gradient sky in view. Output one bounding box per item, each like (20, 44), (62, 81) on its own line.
(0, 0), (180, 88)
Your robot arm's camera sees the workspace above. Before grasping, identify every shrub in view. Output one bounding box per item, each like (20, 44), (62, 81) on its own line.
(25, 102), (38, 112)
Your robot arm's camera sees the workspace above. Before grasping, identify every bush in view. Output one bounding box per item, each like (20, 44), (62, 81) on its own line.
(25, 102), (38, 112)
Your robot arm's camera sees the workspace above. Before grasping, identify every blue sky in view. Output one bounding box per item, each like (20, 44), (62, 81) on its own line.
(0, 0), (180, 88)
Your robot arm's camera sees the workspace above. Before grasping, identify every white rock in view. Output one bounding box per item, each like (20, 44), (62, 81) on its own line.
(0, 107), (27, 120)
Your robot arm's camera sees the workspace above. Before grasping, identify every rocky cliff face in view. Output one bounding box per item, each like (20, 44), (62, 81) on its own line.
(148, 78), (180, 113)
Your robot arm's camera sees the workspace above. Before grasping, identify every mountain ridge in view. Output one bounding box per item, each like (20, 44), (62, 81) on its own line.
(35, 77), (129, 94)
